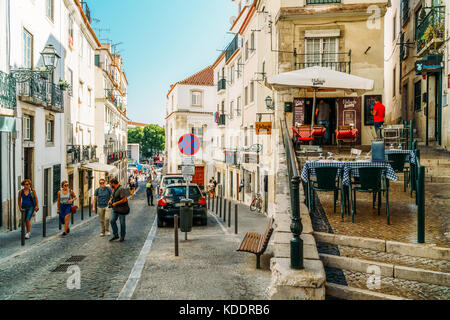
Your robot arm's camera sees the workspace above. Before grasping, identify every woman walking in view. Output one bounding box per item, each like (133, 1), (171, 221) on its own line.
(18, 179), (39, 239)
(57, 181), (77, 237)
(128, 178), (136, 200)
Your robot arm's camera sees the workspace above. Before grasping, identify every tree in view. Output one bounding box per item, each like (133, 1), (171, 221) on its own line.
(127, 125), (165, 159)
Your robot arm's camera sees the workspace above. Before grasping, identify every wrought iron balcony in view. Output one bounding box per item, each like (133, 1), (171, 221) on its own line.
(224, 149), (239, 166)
(295, 51), (351, 74)
(17, 73), (64, 112)
(218, 78), (226, 92)
(0, 70), (16, 111)
(416, 5), (445, 54)
(105, 89), (119, 107)
(218, 114), (226, 126)
(225, 34), (239, 62)
(80, 1), (92, 24)
(67, 145), (97, 164)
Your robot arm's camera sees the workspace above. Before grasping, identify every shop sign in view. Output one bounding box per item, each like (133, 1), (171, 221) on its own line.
(255, 122), (272, 135)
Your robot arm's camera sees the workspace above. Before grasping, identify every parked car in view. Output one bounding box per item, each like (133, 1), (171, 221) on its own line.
(157, 183), (207, 227)
(157, 174), (186, 197)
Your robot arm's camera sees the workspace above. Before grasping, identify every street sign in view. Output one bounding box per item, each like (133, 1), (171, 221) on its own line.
(178, 134), (200, 156)
(182, 156), (195, 166)
(181, 165), (195, 175)
(183, 175), (193, 182)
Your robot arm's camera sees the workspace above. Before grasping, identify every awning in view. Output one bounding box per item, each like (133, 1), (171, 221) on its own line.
(82, 162), (119, 176)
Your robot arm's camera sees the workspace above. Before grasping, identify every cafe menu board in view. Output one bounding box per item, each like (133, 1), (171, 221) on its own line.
(364, 95), (382, 126)
(293, 98), (305, 126)
(337, 97), (362, 145)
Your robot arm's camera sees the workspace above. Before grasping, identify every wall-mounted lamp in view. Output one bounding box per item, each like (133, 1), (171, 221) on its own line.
(265, 96), (275, 110)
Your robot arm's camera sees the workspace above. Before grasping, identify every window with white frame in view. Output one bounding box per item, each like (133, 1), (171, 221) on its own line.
(23, 29), (33, 69)
(46, 0), (54, 21)
(244, 86), (248, 105)
(250, 31), (255, 51)
(230, 101), (234, 119)
(237, 58), (242, 78)
(305, 37), (338, 68)
(191, 91), (202, 106)
(88, 88), (92, 107)
(78, 81), (83, 104)
(250, 82), (254, 103)
(23, 115), (32, 141)
(231, 64), (235, 84)
(46, 119), (54, 143)
(245, 41), (249, 60)
(236, 96), (241, 116)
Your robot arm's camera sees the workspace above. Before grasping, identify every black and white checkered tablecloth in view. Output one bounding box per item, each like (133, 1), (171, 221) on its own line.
(300, 161), (344, 183)
(385, 149), (416, 165)
(342, 161), (398, 186)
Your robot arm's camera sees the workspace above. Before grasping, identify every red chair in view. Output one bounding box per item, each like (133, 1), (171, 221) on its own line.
(336, 125), (359, 152)
(312, 125), (326, 145)
(292, 126), (314, 149)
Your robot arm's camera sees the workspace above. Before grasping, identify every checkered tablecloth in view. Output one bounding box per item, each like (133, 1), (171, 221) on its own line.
(301, 161), (344, 183)
(342, 161), (398, 186)
(385, 149), (416, 165)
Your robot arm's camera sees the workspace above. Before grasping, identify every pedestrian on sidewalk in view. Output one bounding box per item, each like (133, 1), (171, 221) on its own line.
(18, 179), (39, 240)
(146, 178), (155, 206)
(109, 178), (130, 242)
(57, 181), (77, 237)
(372, 97), (386, 139)
(128, 177), (136, 200)
(93, 178), (113, 237)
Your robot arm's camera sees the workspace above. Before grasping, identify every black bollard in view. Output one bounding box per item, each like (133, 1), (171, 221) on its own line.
(81, 197), (84, 221)
(228, 201), (231, 228)
(174, 215), (179, 257)
(235, 204), (238, 234)
(21, 210), (25, 246)
(89, 197), (92, 217)
(71, 208), (74, 225)
(223, 199), (227, 222)
(211, 194), (214, 213)
(42, 205), (47, 238)
(219, 196), (222, 218)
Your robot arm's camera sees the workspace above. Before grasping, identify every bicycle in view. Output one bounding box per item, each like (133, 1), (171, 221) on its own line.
(250, 193), (263, 213)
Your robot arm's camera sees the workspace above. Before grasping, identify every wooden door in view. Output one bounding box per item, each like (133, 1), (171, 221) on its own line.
(193, 166), (205, 186)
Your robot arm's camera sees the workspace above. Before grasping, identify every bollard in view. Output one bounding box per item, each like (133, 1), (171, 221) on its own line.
(89, 197), (92, 217)
(21, 210), (25, 246)
(228, 201), (231, 228)
(207, 195), (210, 212)
(417, 166), (426, 244)
(219, 196), (222, 218)
(81, 197), (84, 221)
(42, 205), (47, 238)
(71, 208), (74, 225)
(174, 215), (179, 257)
(59, 214), (62, 230)
(215, 196), (219, 215)
(223, 199), (227, 222)
(212, 194), (215, 213)
(235, 204), (238, 234)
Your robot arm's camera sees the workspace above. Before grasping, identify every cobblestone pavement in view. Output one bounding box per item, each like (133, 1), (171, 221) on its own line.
(132, 202), (273, 300)
(325, 267), (450, 300)
(317, 182), (450, 247)
(0, 183), (155, 300)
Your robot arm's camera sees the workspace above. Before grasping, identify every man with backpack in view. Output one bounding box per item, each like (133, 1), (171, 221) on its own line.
(109, 178), (130, 242)
(92, 178), (113, 237)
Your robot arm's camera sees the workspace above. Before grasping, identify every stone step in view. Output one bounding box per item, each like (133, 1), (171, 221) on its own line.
(325, 282), (408, 300)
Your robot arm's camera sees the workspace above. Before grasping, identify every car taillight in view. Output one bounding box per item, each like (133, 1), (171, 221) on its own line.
(198, 196), (206, 205)
(158, 198), (167, 206)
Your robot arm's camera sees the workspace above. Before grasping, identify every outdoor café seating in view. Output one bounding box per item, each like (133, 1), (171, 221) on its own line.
(335, 125), (358, 151)
(308, 167), (344, 218)
(292, 125), (327, 148)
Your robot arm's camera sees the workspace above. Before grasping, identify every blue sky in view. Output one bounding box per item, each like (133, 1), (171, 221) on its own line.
(88, 0), (237, 127)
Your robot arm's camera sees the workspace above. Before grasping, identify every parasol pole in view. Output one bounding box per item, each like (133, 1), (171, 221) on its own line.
(310, 87), (317, 136)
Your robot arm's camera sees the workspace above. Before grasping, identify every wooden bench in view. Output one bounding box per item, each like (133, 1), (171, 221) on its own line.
(237, 218), (274, 269)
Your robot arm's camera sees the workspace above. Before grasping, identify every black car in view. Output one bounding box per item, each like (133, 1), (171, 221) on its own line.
(157, 183), (207, 227)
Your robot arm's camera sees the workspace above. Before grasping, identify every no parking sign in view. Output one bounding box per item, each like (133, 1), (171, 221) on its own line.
(178, 134), (200, 156)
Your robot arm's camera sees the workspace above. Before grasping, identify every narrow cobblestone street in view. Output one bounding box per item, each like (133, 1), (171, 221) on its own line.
(0, 184), (155, 300)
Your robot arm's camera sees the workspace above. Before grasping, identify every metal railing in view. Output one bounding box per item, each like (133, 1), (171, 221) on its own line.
(225, 34), (239, 62)
(80, 1), (92, 24)
(410, 139), (425, 243)
(107, 150), (127, 164)
(67, 145), (97, 164)
(0, 70), (16, 110)
(218, 79), (226, 91)
(281, 117), (304, 269)
(105, 89), (119, 107)
(218, 114), (226, 126)
(416, 5), (445, 53)
(295, 51), (351, 74)
(17, 73), (64, 111)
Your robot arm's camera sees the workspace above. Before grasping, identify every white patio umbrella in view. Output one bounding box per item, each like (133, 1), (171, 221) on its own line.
(267, 66), (374, 130)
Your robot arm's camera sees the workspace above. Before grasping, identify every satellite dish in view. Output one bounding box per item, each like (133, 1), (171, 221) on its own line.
(230, 16), (236, 26)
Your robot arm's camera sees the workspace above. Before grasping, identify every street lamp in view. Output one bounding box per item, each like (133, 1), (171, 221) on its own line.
(40, 44), (60, 72)
(265, 96), (275, 110)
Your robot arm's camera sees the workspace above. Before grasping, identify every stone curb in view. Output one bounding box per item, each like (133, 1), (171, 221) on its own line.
(325, 283), (409, 300)
(393, 265), (450, 287)
(314, 232), (450, 261)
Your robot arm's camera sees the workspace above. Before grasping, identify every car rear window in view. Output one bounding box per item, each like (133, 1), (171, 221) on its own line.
(163, 177), (185, 185)
(165, 186), (201, 197)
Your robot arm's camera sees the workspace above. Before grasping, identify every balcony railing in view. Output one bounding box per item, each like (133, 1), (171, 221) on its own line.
(0, 70), (17, 111)
(224, 149), (238, 166)
(107, 151), (127, 164)
(295, 51), (351, 74)
(105, 89), (119, 107)
(218, 78), (226, 92)
(225, 34), (239, 62)
(401, 0), (410, 27)
(17, 73), (64, 112)
(218, 114), (226, 126)
(80, 1), (92, 24)
(67, 145), (97, 165)
(416, 6), (445, 54)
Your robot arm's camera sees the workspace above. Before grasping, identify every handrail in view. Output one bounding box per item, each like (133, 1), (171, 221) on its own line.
(280, 117), (303, 270)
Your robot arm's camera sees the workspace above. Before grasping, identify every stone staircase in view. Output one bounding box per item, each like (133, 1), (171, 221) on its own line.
(314, 232), (450, 300)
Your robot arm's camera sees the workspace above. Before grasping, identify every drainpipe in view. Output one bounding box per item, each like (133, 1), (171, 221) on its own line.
(0, 132), (3, 228)
(12, 131), (16, 230)
(426, 74), (429, 146)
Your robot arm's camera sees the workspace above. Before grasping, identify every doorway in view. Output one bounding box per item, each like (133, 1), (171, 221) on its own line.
(23, 148), (33, 181)
(304, 98), (337, 145)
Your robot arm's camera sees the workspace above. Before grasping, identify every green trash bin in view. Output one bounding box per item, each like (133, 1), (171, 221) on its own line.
(180, 199), (193, 233)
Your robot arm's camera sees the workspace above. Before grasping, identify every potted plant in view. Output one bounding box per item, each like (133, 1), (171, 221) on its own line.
(58, 80), (69, 91)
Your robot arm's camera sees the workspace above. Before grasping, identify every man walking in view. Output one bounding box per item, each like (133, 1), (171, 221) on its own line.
(92, 179), (113, 237)
(372, 97), (386, 139)
(109, 178), (130, 242)
(316, 99), (331, 144)
(146, 178), (155, 206)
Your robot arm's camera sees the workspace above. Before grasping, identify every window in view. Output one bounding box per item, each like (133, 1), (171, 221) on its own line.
(262, 61), (266, 80)
(78, 81), (84, 104)
(250, 82), (255, 103)
(305, 37), (338, 68)
(244, 86), (248, 105)
(231, 65), (235, 84)
(393, 14), (397, 42)
(414, 80), (421, 111)
(245, 41), (249, 60)
(46, 120), (54, 143)
(79, 32), (84, 58)
(237, 58), (242, 78)
(236, 96), (241, 116)
(46, 0), (54, 21)
(250, 32), (255, 52)
(230, 101), (234, 118)
(192, 91), (201, 106)
(23, 115), (32, 141)
(88, 88), (92, 108)
(23, 29), (33, 69)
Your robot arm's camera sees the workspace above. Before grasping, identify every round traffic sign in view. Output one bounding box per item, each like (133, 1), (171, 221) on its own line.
(178, 134), (200, 156)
